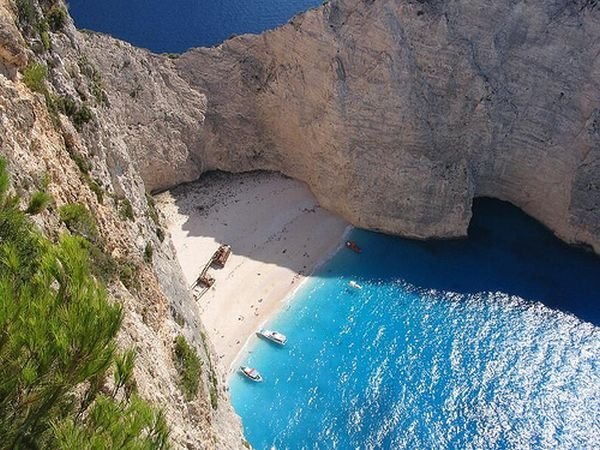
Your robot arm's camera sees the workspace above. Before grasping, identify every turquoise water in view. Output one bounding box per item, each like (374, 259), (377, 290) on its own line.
(230, 199), (600, 449)
(68, 0), (322, 53)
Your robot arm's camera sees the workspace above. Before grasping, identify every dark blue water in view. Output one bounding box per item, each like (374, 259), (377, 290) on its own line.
(230, 199), (600, 449)
(67, 0), (322, 53)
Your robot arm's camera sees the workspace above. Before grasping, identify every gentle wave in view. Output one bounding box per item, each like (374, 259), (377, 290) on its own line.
(231, 199), (600, 449)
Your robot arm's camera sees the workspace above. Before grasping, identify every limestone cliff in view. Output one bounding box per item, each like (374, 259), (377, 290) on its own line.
(42, 0), (599, 250)
(1, 0), (599, 446)
(173, 0), (600, 252)
(44, 1), (600, 254)
(0, 1), (244, 448)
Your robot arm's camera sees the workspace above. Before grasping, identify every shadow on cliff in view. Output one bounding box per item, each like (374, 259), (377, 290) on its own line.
(169, 173), (600, 326)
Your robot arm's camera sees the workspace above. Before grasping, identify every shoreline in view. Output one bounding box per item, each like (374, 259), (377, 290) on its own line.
(228, 223), (353, 374)
(156, 171), (349, 370)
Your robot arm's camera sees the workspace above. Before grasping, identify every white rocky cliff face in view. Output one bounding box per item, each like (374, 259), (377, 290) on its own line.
(0, 0), (244, 448)
(1, 0), (599, 446)
(50, 0), (599, 250)
(174, 0), (600, 252)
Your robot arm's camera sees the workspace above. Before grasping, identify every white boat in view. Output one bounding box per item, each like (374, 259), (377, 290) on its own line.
(239, 366), (263, 382)
(257, 329), (287, 346)
(348, 280), (362, 290)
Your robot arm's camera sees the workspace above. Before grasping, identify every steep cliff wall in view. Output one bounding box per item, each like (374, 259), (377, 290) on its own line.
(173, 0), (600, 252)
(1, 0), (599, 444)
(0, 1), (244, 448)
(61, 1), (600, 248)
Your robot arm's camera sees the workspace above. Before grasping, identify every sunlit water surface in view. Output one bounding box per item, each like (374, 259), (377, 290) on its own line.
(230, 199), (600, 450)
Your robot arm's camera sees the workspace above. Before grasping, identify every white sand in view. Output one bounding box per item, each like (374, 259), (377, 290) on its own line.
(156, 172), (349, 371)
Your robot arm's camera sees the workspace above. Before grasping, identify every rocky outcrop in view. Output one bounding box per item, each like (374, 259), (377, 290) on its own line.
(1, 0), (599, 445)
(59, 1), (599, 249)
(69, 33), (208, 192)
(169, 0), (600, 252)
(0, 0), (26, 76)
(0, 1), (244, 448)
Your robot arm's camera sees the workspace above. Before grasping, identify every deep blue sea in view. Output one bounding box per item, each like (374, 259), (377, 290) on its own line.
(230, 199), (600, 450)
(67, 0), (322, 53)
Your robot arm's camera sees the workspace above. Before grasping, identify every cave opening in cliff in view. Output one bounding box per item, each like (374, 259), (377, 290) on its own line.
(463, 197), (600, 325)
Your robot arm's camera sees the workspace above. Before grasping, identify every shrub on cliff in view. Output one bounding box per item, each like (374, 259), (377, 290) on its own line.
(71, 104), (93, 129)
(118, 197), (135, 221)
(0, 159), (170, 448)
(173, 335), (202, 400)
(0, 161), (43, 285)
(144, 242), (153, 263)
(56, 95), (95, 130)
(87, 178), (104, 203)
(47, 5), (68, 32)
(16, 0), (36, 26)
(56, 94), (78, 116)
(37, 19), (51, 51)
(58, 203), (122, 284)
(15, 0), (65, 53)
(59, 202), (99, 243)
(22, 62), (48, 93)
(25, 190), (51, 214)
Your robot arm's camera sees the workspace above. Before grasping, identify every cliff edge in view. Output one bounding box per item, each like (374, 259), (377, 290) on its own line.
(0, 0), (244, 448)
(54, 1), (600, 249)
(1, 0), (599, 446)
(173, 0), (600, 252)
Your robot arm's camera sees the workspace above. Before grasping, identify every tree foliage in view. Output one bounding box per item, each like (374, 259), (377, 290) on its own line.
(53, 394), (170, 450)
(0, 159), (170, 449)
(113, 349), (137, 398)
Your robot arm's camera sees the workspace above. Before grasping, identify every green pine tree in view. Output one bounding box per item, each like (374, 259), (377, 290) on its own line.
(0, 158), (170, 449)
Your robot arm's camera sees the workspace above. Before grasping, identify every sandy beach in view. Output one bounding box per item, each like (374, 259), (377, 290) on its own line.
(156, 172), (349, 371)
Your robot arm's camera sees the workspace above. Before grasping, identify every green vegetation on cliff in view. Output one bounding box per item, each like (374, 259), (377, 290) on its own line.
(118, 196), (135, 221)
(22, 62), (47, 93)
(173, 335), (202, 401)
(16, 0), (65, 53)
(25, 189), (51, 214)
(46, 4), (67, 32)
(0, 159), (169, 449)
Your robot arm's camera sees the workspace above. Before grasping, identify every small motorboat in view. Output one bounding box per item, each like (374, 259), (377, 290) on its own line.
(240, 366), (263, 382)
(348, 280), (362, 290)
(345, 240), (362, 253)
(257, 329), (288, 346)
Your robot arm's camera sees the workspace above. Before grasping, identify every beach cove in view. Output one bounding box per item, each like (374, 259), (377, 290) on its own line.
(158, 172), (600, 449)
(5, 0), (600, 448)
(227, 200), (600, 449)
(156, 172), (348, 370)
